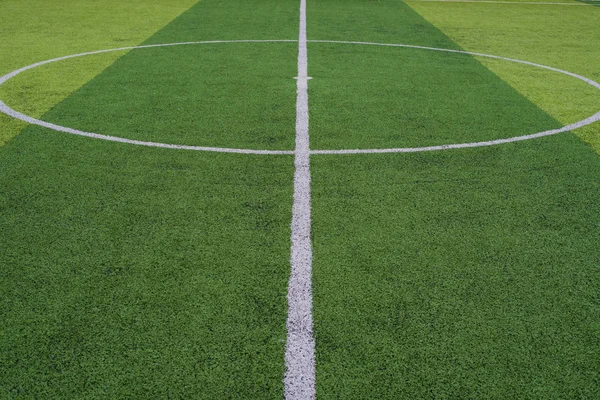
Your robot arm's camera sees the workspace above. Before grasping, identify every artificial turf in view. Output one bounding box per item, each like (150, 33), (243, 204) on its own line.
(1, 0), (599, 398)
(309, 0), (600, 398)
(407, 0), (600, 152)
(308, 42), (559, 149)
(35, 42), (298, 150)
(1, 0), (298, 398)
(0, 137), (294, 398)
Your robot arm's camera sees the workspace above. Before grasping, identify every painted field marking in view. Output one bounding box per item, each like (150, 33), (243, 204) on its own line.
(285, 2), (316, 399)
(1, 41), (599, 155)
(309, 41), (600, 154)
(0, 40), (296, 155)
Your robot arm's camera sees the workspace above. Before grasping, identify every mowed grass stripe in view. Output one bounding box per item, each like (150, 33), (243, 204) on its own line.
(0, 0), (199, 145)
(308, 0), (600, 398)
(34, 42), (298, 150)
(0, 0), (299, 397)
(407, 0), (600, 151)
(308, 42), (564, 149)
(307, 1), (560, 150)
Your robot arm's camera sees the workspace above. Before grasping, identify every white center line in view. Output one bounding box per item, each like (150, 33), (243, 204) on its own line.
(284, 0), (316, 399)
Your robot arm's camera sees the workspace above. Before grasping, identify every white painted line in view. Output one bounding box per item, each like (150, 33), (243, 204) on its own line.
(0, 40), (296, 155)
(0, 100), (292, 155)
(307, 40), (600, 154)
(284, 0), (316, 399)
(406, 0), (593, 5)
(1, 40), (599, 155)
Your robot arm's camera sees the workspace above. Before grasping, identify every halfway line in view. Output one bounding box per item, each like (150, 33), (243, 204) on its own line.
(284, 0), (316, 399)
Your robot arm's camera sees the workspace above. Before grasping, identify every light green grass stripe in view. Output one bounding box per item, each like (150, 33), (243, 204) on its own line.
(408, 0), (600, 152)
(407, 0), (593, 6)
(0, 0), (200, 146)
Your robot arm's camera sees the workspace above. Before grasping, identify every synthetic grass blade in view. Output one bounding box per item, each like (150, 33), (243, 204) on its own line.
(308, 0), (600, 398)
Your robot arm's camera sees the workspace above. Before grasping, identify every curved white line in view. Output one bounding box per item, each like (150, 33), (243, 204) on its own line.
(308, 40), (600, 154)
(1, 40), (599, 154)
(0, 100), (293, 155)
(0, 40), (297, 155)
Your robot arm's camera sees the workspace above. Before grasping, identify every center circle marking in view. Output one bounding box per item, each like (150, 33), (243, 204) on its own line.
(0, 39), (599, 155)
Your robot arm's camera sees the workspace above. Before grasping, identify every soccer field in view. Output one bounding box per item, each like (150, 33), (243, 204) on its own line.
(1, 0), (599, 398)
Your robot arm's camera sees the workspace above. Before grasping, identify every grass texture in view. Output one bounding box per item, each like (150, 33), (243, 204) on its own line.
(0, 0), (298, 398)
(36, 43), (297, 150)
(309, 0), (600, 398)
(407, 0), (600, 152)
(1, 0), (599, 398)
(0, 0), (199, 145)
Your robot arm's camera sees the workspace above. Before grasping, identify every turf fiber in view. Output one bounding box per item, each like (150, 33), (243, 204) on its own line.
(309, 0), (600, 398)
(1, 1), (298, 398)
(1, 0), (599, 398)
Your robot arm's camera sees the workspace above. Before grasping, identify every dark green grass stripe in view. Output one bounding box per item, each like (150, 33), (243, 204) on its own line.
(0, 0), (299, 398)
(39, 43), (298, 150)
(0, 132), (295, 398)
(307, 1), (560, 149)
(33, 0), (300, 150)
(309, 0), (600, 398)
(142, 0), (299, 43)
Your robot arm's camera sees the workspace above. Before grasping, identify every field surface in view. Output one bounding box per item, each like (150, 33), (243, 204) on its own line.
(1, 0), (599, 398)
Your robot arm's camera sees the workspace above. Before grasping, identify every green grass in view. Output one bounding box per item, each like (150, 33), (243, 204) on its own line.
(308, 43), (559, 149)
(1, 1), (298, 398)
(407, 0), (600, 151)
(1, 0), (600, 398)
(309, 0), (600, 398)
(34, 43), (297, 149)
(312, 138), (600, 398)
(0, 134), (294, 398)
(0, 0), (199, 146)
